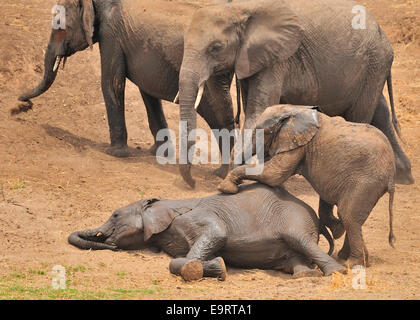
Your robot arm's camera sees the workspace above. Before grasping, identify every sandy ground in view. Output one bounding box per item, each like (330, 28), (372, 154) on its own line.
(0, 0), (419, 299)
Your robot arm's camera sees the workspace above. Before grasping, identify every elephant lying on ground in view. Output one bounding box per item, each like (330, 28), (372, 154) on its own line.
(18, 0), (235, 176)
(68, 183), (345, 281)
(219, 105), (396, 267)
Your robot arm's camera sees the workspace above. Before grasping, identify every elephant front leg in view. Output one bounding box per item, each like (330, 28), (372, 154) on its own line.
(218, 149), (304, 194)
(169, 223), (227, 281)
(100, 44), (129, 158)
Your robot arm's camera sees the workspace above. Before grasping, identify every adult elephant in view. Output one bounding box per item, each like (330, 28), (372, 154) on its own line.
(19, 0), (235, 174)
(178, 0), (414, 187)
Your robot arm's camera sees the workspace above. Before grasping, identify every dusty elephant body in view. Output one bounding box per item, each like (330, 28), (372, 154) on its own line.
(19, 0), (235, 173)
(219, 105), (397, 267)
(178, 0), (413, 187)
(68, 183), (345, 281)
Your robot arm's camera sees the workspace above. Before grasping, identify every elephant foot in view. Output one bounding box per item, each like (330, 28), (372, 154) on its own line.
(203, 257), (227, 281)
(394, 154), (414, 185)
(148, 143), (159, 156)
(218, 179), (239, 194)
(213, 164), (229, 179)
(106, 145), (130, 158)
(337, 247), (350, 262)
(341, 256), (369, 269)
(395, 170), (415, 185)
(180, 260), (204, 281)
(293, 267), (322, 279)
(322, 263), (347, 276)
(170, 258), (203, 281)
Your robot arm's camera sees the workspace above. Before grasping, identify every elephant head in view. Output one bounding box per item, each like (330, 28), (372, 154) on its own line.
(253, 105), (319, 157)
(19, 0), (95, 102)
(178, 0), (303, 187)
(68, 198), (179, 250)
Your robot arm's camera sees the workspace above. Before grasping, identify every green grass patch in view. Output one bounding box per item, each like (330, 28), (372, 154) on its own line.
(8, 179), (25, 190)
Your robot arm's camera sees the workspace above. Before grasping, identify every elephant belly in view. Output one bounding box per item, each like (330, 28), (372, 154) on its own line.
(219, 237), (293, 269)
(125, 48), (179, 101)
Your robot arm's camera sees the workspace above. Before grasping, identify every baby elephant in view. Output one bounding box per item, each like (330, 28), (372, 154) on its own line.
(68, 183), (345, 281)
(219, 105), (396, 267)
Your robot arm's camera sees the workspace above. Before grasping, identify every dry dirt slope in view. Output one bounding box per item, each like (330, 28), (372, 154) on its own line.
(0, 0), (419, 299)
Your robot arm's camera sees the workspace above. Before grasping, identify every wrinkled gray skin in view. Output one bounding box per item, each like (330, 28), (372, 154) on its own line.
(219, 105), (397, 268)
(178, 0), (413, 187)
(19, 0), (235, 175)
(68, 183), (345, 281)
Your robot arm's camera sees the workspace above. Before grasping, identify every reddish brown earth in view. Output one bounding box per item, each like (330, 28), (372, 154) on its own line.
(0, 0), (419, 299)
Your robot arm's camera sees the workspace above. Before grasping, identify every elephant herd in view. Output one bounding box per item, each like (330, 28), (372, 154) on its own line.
(19, 0), (414, 281)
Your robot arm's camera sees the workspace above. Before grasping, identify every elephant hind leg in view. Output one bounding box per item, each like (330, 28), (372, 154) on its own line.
(139, 90), (168, 155)
(281, 233), (346, 276)
(336, 193), (379, 267)
(371, 94), (414, 185)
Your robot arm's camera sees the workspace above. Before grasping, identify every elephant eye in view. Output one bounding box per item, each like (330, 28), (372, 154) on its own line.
(208, 42), (225, 55)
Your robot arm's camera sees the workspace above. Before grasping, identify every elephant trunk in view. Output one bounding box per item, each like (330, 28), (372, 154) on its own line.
(18, 36), (63, 102)
(178, 67), (202, 188)
(68, 224), (117, 251)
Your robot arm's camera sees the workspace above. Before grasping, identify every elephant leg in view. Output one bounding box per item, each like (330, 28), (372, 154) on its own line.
(337, 234), (351, 261)
(336, 193), (377, 267)
(283, 255), (322, 278)
(169, 258), (204, 281)
(139, 90), (168, 155)
(281, 233), (346, 276)
(318, 199), (344, 239)
(197, 73), (236, 179)
(218, 149), (304, 194)
(169, 222), (227, 281)
(100, 43), (129, 158)
(371, 94), (414, 185)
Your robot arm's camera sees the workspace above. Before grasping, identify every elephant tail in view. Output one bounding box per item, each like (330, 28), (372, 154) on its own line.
(388, 184), (396, 248)
(319, 223), (334, 256)
(387, 71), (403, 140)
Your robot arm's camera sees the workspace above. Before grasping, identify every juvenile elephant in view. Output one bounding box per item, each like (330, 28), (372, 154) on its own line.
(19, 0), (235, 174)
(177, 0), (413, 187)
(219, 105), (396, 267)
(68, 183), (346, 280)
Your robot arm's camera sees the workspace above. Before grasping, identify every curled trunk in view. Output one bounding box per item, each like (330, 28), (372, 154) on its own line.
(68, 227), (117, 251)
(18, 42), (60, 102)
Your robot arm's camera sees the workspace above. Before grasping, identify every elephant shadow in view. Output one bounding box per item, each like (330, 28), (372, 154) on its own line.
(41, 124), (222, 192)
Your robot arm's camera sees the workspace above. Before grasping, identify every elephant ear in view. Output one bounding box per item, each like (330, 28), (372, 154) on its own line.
(80, 0), (95, 47)
(140, 199), (176, 242)
(234, 0), (304, 80)
(257, 106), (319, 155)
